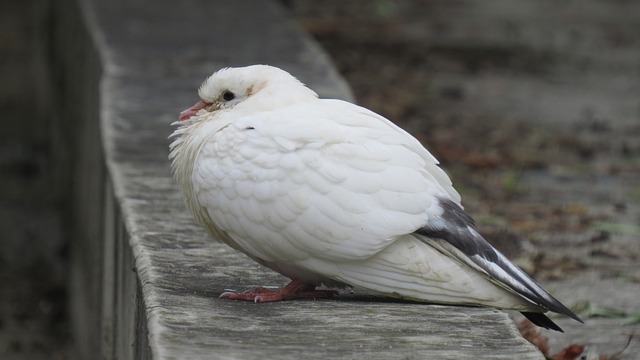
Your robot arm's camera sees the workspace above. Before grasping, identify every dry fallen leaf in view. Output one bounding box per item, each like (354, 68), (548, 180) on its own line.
(551, 343), (585, 360)
(517, 318), (585, 360)
(517, 318), (550, 356)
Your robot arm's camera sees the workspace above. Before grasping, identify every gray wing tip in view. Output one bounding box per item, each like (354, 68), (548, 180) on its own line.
(538, 297), (583, 324)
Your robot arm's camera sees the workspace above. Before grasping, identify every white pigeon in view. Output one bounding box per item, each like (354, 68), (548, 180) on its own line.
(170, 65), (581, 331)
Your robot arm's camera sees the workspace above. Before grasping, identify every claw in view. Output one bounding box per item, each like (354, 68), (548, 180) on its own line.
(219, 280), (338, 302)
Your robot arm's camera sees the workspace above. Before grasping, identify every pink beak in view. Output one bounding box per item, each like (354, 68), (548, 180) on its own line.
(178, 100), (208, 121)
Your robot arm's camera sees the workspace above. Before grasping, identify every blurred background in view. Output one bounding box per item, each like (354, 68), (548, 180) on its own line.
(1, 1), (69, 359)
(1, 0), (638, 359)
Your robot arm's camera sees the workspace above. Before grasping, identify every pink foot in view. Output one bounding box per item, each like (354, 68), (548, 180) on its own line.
(219, 279), (338, 302)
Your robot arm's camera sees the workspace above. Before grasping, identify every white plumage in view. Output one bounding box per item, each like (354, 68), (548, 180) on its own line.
(170, 65), (581, 331)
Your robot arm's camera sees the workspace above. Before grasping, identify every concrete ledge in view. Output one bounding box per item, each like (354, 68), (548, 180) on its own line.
(55, 0), (543, 358)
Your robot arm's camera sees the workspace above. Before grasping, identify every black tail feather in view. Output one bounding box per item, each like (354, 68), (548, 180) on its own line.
(521, 312), (563, 332)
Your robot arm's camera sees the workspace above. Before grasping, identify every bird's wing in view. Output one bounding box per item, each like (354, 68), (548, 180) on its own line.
(416, 199), (582, 323)
(192, 99), (460, 262)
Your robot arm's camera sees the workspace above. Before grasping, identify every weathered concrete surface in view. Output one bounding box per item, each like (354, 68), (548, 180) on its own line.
(59, 0), (547, 358)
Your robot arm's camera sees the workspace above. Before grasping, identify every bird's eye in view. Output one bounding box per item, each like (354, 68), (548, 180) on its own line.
(222, 91), (235, 101)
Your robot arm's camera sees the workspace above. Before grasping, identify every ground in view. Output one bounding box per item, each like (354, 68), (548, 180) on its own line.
(287, 1), (640, 358)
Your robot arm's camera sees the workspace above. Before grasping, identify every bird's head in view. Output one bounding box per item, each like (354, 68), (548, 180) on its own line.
(178, 65), (317, 121)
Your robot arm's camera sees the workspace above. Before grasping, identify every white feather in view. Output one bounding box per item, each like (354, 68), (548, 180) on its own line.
(169, 65), (549, 312)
